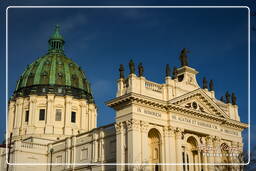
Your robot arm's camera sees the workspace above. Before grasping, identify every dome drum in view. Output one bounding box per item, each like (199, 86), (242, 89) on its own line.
(13, 84), (94, 103)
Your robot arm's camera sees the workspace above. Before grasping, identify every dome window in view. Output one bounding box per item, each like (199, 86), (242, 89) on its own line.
(57, 87), (62, 93)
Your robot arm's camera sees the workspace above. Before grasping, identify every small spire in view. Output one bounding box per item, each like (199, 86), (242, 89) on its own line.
(209, 80), (214, 91)
(48, 25), (65, 54)
(203, 77), (208, 89)
(165, 64), (171, 77)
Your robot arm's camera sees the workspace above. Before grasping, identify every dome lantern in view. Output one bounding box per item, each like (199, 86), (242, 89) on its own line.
(48, 25), (65, 54)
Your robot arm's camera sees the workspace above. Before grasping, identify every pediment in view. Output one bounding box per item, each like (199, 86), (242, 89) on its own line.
(169, 89), (229, 118)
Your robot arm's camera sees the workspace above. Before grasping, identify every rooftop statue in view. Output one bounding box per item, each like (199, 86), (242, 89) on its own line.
(129, 59), (135, 74)
(119, 64), (124, 79)
(172, 66), (178, 79)
(209, 80), (214, 91)
(203, 77), (208, 89)
(220, 96), (224, 102)
(225, 91), (231, 103)
(232, 92), (237, 105)
(179, 48), (189, 67)
(165, 64), (171, 77)
(138, 62), (144, 77)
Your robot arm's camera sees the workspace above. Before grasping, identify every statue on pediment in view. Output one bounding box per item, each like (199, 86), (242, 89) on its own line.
(129, 59), (135, 74)
(179, 48), (189, 67)
(119, 64), (124, 78)
(232, 93), (237, 105)
(138, 62), (144, 77)
(165, 64), (171, 77)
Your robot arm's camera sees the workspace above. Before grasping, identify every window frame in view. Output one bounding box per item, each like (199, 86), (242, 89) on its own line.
(39, 109), (46, 121)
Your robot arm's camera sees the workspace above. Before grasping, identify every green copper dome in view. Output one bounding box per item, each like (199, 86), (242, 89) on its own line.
(13, 25), (94, 102)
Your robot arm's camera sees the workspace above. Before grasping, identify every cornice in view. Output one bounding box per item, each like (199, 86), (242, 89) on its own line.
(105, 92), (248, 130)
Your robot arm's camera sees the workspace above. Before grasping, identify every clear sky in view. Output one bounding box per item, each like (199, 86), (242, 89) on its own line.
(0, 0), (255, 154)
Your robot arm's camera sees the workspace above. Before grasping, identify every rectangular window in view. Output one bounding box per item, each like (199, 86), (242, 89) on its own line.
(39, 109), (45, 121)
(25, 110), (29, 122)
(80, 148), (88, 160)
(55, 109), (62, 121)
(56, 155), (62, 163)
(71, 111), (76, 123)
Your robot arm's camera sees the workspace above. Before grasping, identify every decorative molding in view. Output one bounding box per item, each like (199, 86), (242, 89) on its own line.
(126, 119), (140, 131)
(140, 121), (149, 133)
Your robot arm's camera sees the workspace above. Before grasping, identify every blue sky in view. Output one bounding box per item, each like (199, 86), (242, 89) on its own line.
(0, 0), (255, 155)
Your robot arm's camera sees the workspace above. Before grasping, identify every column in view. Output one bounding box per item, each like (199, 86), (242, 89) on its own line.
(115, 122), (125, 171)
(169, 126), (177, 171)
(206, 136), (214, 171)
(140, 121), (149, 163)
(45, 94), (54, 134)
(71, 136), (76, 169)
(26, 96), (36, 135)
(163, 126), (172, 171)
(175, 128), (184, 171)
(99, 129), (105, 162)
(92, 132), (99, 163)
(65, 137), (71, 169)
(213, 136), (221, 164)
(13, 98), (23, 136)
(8, 102), (15, 133)
(126, 119), (141, 170)
(80, 101), (87, 131)
(198, 150), (202, 171)
(64, 96), (72, 135)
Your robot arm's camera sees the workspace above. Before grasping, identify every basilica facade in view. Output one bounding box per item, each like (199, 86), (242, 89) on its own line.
(0, 26), (247, 171)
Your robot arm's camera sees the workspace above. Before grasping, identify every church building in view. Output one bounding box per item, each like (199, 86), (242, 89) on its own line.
(0, 26), (247, 171)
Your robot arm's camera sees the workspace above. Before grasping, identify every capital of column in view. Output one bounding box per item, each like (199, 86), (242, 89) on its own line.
(140, 121), (149, 133)
(175, 127), (184, 139)
(126, 119), (140, 131)
(213, 136), (221, 147)
(115, 122), (124, 134)
(205, 135), (214, 145)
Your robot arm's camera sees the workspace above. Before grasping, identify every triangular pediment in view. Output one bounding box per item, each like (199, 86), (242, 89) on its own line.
(169, 89), (229, 118)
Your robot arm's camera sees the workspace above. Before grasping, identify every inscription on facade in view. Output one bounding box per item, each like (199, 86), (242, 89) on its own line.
(172, 115), (218, 130)
(172, 115), (239, 136)
(137, 107), (161, 118)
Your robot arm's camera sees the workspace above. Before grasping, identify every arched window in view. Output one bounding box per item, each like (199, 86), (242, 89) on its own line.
(185, 136), (199, 171)
(148, 128), (161, 171)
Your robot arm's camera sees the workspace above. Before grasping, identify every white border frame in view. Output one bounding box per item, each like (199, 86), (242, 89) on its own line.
(5, 6), (250, 167)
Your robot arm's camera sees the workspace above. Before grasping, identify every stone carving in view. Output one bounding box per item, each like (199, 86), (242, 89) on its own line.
(165, 64), (171, 77)
(203, 77), (208, 89)
(175, 127), (184, 139)
(172, 66), (178, 79)
(138, 62), (144, 77)
(126, 119), (140, 131)
(140, 121), (149, 132)
(225, 91), (231, 104)
(119, 64), (124, 79)
(115, 122), (123, 134)
(209, 80), (214, 91)
(179, 48), (189, 66)
(129, 59), (135, 74)
(231, 92), (237, 105)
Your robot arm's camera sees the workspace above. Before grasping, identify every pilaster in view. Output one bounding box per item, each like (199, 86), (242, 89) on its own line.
(175, 127), (184, 171)
(206, 136), (214, 171)
(115, 122), (125, 171)
(126, 119), (141, 165)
